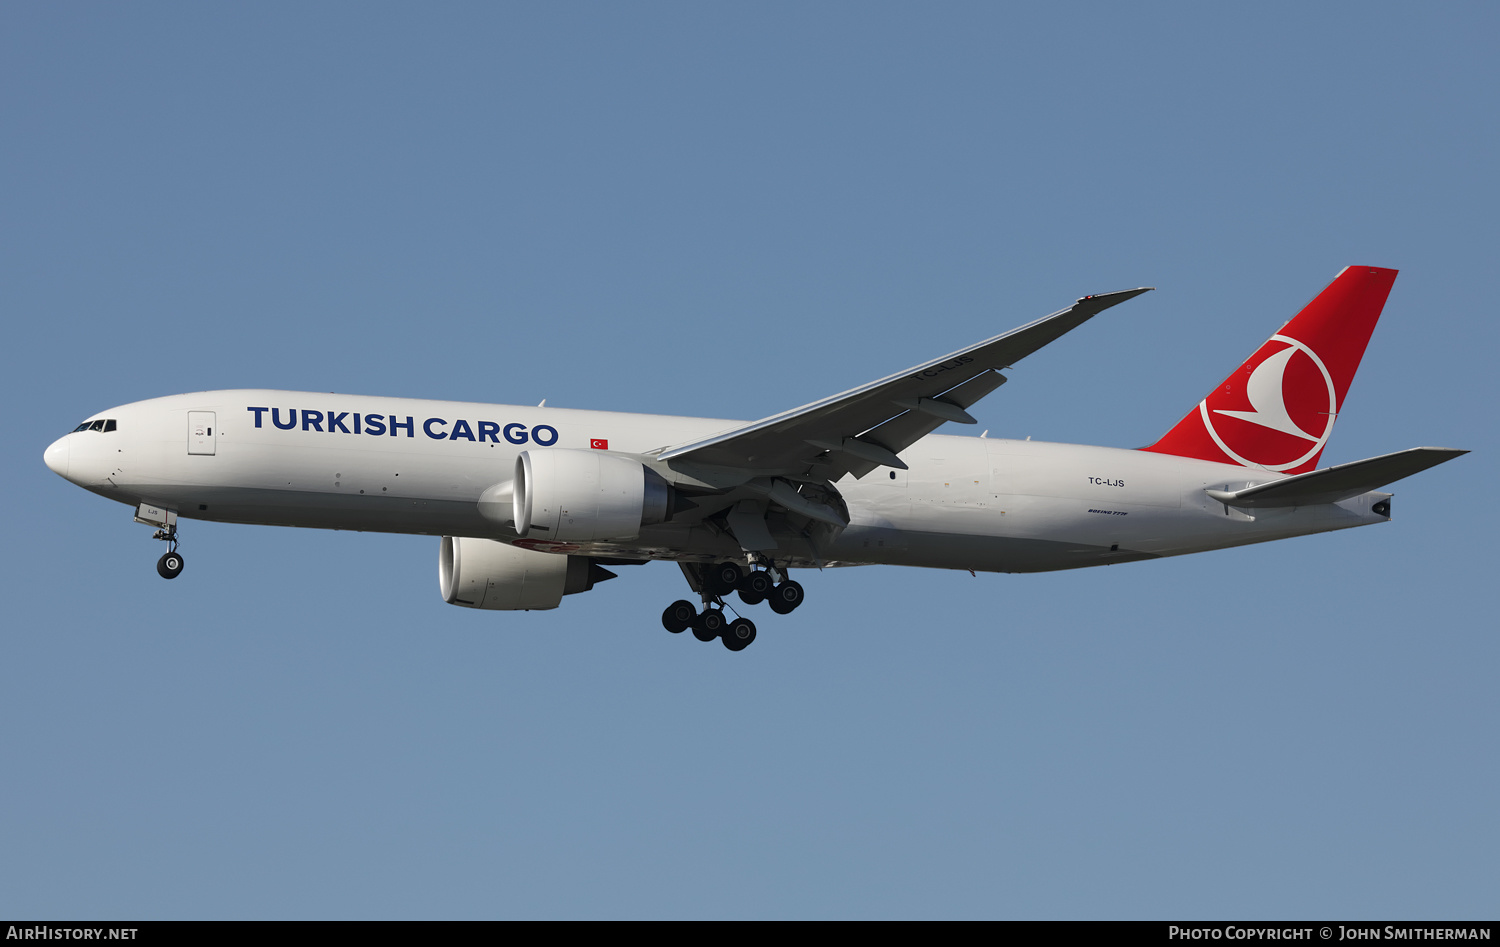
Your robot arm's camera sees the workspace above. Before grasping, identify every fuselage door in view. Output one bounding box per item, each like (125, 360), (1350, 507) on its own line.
(188, 411), (216, 455)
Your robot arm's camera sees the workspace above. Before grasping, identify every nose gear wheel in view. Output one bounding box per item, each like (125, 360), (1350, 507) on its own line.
(157, 551), (184, 579)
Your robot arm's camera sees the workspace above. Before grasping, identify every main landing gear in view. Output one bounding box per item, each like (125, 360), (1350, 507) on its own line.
(660, 560), (804, 652)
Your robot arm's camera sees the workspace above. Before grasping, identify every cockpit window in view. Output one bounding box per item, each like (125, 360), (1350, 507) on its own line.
(71, 419), (118, 433)
(73, 422), (91, 432)
(89, 420), (105, 431)
(103, 419), (116, 432)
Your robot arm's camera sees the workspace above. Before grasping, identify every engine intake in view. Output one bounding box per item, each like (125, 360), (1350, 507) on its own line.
(513, 449), (671, 541)
(439, 536), (617, 610)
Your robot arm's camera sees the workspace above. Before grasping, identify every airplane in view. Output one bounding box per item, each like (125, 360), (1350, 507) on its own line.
(43, 266), (1464, 651)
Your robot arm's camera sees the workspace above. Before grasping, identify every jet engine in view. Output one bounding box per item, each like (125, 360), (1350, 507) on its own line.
(439, 536), (616, 610)
(512, 448), (672, 542)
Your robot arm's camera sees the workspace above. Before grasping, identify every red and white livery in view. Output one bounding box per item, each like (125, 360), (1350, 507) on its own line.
(43, 267), (1464, 651)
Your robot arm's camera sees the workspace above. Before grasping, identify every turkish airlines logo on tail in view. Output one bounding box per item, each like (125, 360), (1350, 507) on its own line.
(1198, 334), (1337, 471)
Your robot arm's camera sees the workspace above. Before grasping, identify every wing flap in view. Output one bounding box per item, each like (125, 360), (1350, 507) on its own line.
(838, 371), (1012, 479)
(1205, 447), (1467, 508)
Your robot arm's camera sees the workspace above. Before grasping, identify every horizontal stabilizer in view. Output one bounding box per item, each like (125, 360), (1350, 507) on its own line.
(1205, 447), (1467, 508)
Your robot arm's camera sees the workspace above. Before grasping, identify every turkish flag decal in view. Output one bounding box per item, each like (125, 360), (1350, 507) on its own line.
(590, 438), (608, 450)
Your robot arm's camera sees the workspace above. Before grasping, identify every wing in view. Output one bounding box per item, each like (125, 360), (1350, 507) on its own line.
(657, 287), (1154, 480)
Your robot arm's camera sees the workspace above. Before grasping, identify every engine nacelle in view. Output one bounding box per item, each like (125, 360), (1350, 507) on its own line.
(439, 536), (615, 610)
(512, 449), (671, 542)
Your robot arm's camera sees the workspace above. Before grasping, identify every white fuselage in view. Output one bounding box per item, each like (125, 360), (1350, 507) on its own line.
(46, 390), (1389, 573)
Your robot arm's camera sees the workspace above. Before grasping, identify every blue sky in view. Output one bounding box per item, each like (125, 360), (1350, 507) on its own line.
(2, 3), (1494, 919)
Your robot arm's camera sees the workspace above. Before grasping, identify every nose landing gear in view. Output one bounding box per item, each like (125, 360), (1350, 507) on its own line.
(153, 525), (184, 579)
(136, 503), (185, 580)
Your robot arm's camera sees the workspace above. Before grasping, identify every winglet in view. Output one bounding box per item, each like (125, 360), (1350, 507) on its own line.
(1080, 288), (1155, 305)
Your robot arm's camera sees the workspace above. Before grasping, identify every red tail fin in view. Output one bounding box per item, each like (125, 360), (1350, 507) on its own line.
(1142, 266), (1398, 474)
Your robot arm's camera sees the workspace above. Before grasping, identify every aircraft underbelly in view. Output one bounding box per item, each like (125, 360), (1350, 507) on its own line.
(828, 524), (1157, 571)
(101, 482), (497, 538)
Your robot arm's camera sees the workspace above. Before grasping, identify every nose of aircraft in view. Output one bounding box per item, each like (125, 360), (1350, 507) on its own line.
(43, 436), (70, 479)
